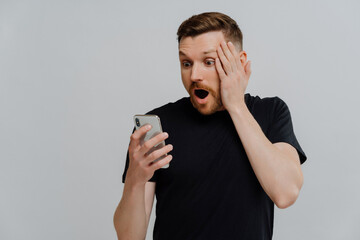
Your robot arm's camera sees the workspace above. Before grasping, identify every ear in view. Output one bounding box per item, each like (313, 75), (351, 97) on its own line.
(239, 51), (247, 66)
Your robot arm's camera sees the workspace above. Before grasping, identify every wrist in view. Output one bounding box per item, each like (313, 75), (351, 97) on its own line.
(124, 175), (146, 189)
(228, 101), (248, 116)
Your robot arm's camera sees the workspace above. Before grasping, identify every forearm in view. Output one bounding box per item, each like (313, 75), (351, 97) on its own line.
(228, 103), (302, 207)
(113, 180), (147, 240)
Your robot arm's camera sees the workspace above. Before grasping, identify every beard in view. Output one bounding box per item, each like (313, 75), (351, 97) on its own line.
(189, 82), (225, 115)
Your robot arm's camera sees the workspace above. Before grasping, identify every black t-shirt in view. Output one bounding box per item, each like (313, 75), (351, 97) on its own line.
(122, 93), (307, 240)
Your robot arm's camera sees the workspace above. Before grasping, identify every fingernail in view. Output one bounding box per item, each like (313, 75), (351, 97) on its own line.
(146, 124), (152, 130)
(163, 132), (168, 137)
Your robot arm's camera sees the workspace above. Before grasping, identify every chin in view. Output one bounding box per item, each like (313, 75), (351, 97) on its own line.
(190, 94), (224, 115)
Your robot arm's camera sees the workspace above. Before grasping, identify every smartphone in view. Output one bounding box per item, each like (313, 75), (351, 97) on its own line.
(133, 114), (169, 169)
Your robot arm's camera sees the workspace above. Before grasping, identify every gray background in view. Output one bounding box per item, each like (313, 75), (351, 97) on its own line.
(1, 0), (359, 239)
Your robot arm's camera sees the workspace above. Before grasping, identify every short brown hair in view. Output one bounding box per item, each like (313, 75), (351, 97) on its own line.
(177, 12), (243, 50)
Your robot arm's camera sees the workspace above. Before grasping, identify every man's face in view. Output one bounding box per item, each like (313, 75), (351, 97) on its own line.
(179, 31), (227, 115)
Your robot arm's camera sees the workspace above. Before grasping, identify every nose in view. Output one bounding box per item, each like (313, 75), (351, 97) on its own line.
(190, 63), (203, 82)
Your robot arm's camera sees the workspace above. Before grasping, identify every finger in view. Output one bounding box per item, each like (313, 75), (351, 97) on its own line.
(129, 124), (152, 151)
(215, 58), (227, 80)
(140, 132), (169, 155)
(150, 154), (173, 171)
(217, 45), (231, 75)
(146, 143), (173, 163)
(221, 42), (237, 71)
(228, 42), (242, 71)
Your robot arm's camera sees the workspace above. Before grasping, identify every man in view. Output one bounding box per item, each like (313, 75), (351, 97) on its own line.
(114, 12), (307, 240)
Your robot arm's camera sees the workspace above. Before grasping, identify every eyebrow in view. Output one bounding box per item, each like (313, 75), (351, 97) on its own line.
(179, 49), (217, 57)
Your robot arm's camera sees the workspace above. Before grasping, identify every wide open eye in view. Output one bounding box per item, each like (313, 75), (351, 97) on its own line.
(182, 61), (191, 67)
(205, 59), (215, 66)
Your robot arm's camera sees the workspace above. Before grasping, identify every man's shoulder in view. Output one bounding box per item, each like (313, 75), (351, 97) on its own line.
(246, 93), (286, 108)
(145, 97), (189, 116)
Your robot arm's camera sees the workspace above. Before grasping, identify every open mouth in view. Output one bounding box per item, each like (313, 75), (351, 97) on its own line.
(194, 89), (209, 99)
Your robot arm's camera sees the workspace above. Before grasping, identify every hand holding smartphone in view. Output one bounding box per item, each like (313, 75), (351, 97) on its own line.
(134, 114), (170, 169)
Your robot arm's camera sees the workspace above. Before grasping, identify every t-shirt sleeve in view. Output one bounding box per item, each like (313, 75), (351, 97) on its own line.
(122, 127), (158, 183)
(267, 97), (307, 164)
